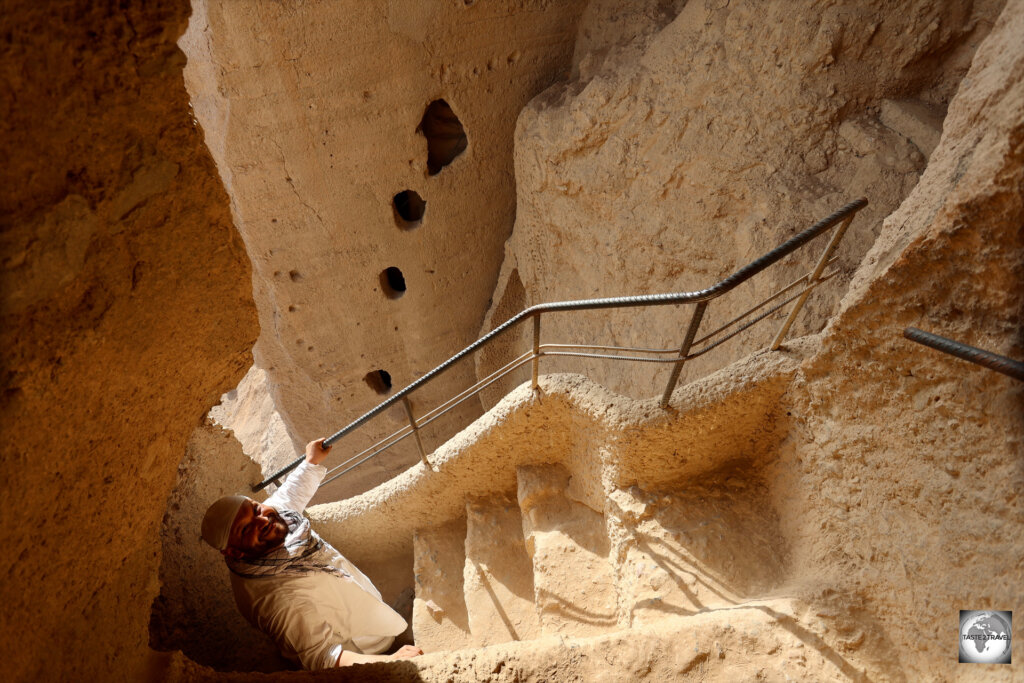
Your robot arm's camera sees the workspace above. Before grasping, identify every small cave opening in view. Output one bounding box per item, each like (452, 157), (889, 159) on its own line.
(393, 190), (426, 228)
(364, 369), (393, 395)
(380, 267), (407, 298)
(418, 99), (468, 175)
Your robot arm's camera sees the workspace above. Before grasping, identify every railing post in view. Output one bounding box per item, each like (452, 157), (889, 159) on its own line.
(531, 313), (541, 390)
(401, 396), (431, 468)
(660, 302), (708, 407)
(770, 213), (855, 350)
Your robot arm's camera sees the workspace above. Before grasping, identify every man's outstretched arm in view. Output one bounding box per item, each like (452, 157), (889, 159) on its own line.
(264, 439), (332, 513)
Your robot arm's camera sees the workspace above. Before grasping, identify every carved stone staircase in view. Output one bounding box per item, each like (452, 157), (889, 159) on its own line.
(410, 457), (788, 654)
(412, 464), (619, 651)
(310, 350), (896, 679)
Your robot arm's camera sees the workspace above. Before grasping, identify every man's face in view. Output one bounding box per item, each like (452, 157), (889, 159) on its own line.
(226, 499), (288, 557)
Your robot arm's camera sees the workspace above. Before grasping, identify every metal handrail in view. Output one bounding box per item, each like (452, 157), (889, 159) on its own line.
(903, 327), (1024, 381)
(253, 198), (868, 492)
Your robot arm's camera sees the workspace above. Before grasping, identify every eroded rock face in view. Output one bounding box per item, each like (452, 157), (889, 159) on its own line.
(180, 0), (590, 499)
(773, 2), (1024, 677)
(481, 0), (1003, 403)
(0, 2), (257, 680)
(150, 422), (285, 673)
(208, 365), (297, 481)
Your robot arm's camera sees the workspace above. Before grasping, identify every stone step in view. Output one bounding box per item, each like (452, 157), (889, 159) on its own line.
(463, 496), (541, 645)
(607, 475), (787, 628)
(517, 464), (619, 637)
(403, 597), (886, 682)
(412, 517), (475, 652)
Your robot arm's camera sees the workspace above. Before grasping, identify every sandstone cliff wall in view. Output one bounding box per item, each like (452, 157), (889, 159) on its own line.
(180, 0), (590, 499)
(480, 0), (1003, 403)
(773, 2), (1024, 676)
(0, 2), (257, 680)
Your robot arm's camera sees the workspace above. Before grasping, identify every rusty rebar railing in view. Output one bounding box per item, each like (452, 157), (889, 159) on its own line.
(252, 198), (868, 493)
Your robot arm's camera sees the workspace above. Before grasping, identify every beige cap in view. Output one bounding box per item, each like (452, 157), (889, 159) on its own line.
(201, 495), (249, 550)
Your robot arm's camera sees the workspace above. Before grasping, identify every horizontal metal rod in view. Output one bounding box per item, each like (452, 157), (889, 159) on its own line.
(540, 351), (683, 364)
(414, 355), (538, 433)
(539, 343), (678, 354)
(317, 352), (540, 489)
(538, 263), (841, 361)
(903, 327), (1024, 382)
(319, 428), (418, 489)
(411, 350), (535, 427)
(254, 199), (867, 492)
(693, 257), (840, 346)
(688, 272), (838, 359)
(320, 423), (416, 483)
(320, 352), (533, 484)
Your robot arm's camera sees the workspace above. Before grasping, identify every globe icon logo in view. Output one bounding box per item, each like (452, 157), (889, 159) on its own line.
(959, 610), (1012, 664)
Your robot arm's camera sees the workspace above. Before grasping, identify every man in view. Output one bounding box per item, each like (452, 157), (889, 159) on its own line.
(201, 438), (423, 669)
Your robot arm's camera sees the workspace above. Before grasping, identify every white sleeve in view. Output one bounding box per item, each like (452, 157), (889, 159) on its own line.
(264, 460), (326, 513)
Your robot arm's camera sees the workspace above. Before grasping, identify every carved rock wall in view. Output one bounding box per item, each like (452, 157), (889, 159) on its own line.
(0, 2), (257, 680)
(180, 0), (589, 499)
(480, 0), (1004, 403)
(772, 2), (1024, 676)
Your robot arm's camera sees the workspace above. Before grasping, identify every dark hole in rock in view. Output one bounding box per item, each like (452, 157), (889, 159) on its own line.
(380, 267), (406, 299)
(364, 369), (392, 395)
(393, 190), (426, 227)
(418, 99), (467, 176)
(289, 270), (303, 282)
